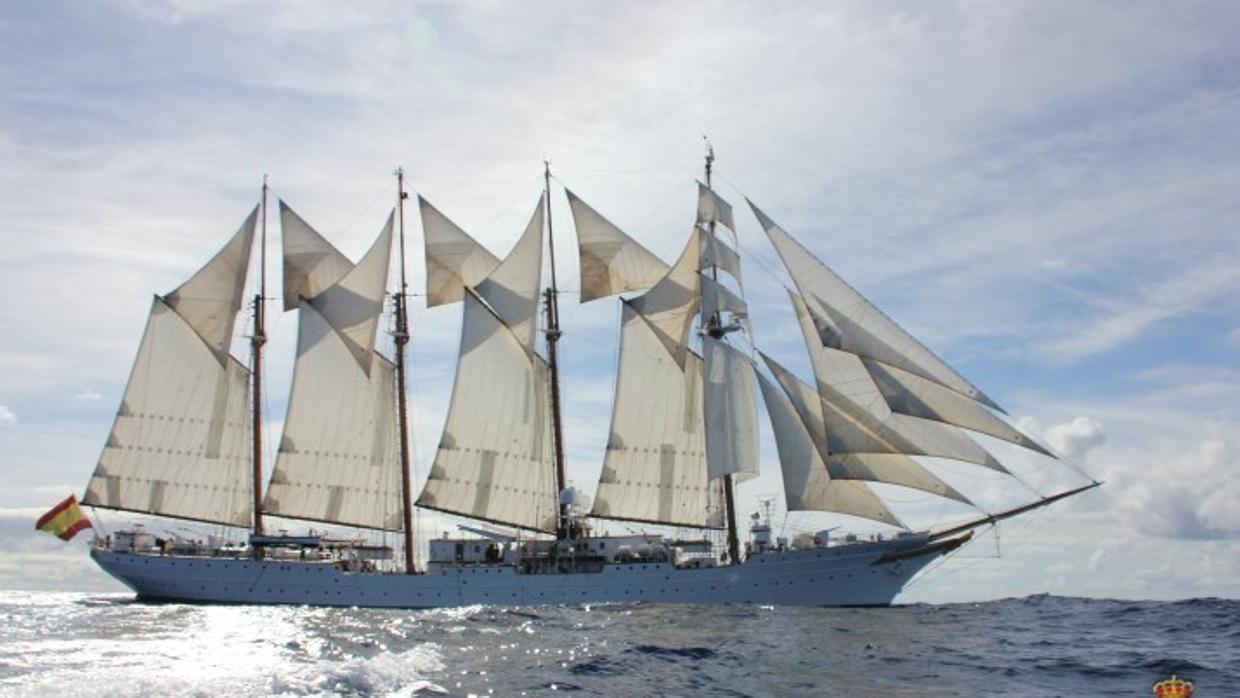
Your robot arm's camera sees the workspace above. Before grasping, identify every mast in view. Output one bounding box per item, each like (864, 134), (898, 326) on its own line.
(704, 139), (742, 565)
(395, 168), (416, 573)
(544, 160), (569, 538)
(251, 176), (268, 540)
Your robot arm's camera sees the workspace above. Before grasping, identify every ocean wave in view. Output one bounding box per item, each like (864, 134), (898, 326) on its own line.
(0, 591), (1235, 696)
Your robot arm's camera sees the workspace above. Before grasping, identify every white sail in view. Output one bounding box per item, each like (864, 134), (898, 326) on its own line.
(263, 217), (402, 531)
(760, 352), (969, 503)
(263, 302), (402, 530)
(84, 297), (253, 526)
(699, 273), (748, 321)
(163, 207), (257, 363)
(592, 303), (723, 528)
(703, 336), (759, 482)
(750, 201), (1001, 411)
(419, 196), (501, 308)
(280, 201), (353, 310)
(306, 213), (393, 374)
(417, 290), (559, 532)
(474, 199), (545, 353)
(566, 189), (669, 301)
(699, 226), (743, 282)
(863, 358), (1052, 456)
(789, 293), (1006, 472)
(756, 370), (903, 527)
(627, 227), (702, 364)
(697, 181), (735, 231)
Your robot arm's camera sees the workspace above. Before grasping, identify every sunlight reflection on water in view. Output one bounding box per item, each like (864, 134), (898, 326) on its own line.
(1, 592), (1236, 696)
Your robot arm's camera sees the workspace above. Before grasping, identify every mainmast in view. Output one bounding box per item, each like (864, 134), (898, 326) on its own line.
(251, 176), (268, 541)
(395, 168), (417, 573)
(544, 160), (569, 538)
(704, 141), (742, 565)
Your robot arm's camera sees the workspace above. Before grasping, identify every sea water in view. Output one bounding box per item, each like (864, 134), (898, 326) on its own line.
(0, 591), (1235, 696)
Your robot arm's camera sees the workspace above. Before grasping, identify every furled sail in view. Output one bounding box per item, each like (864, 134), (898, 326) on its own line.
(760, 352), (968, 503)
(756, 370), (903, 527)
(83, 210), (257, 527)
(417, 290), (559, 532)
(474, 199), (545, 352)
(566, 189), (669, 301)
(591, 303), (724, 528)
(280, 201), (353, 310)
(703, 336), (759, 482)
(749, 201), (1001, 411)
(419, 196), (501, 308)
(789, 292), (1006, 472)
(263, 218), (403, 531)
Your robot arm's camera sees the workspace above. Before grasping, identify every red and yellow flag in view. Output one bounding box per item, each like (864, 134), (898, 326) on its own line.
(35, 495), (92, 541)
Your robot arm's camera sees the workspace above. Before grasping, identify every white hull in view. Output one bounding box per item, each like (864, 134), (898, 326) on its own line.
(91, 534), (955, 608)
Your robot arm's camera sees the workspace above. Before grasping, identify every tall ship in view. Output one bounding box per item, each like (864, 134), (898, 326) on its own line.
(69, 149), (1097, 607)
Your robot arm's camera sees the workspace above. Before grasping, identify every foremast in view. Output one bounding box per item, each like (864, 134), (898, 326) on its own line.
(395, 168), (416, 572)
(569, 155), (758, 543)
(703, 142), (742, 565)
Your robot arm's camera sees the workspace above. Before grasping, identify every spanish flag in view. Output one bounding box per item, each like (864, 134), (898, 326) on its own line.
(36, 495), (93, 541)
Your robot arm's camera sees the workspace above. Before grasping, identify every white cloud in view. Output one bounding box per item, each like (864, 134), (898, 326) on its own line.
(1041, 257), (1240, 361)
(0, 405), (16, 424)
(1114, 434), (1240, 541)
(74, 389), (102, 401)
(1044, 417), (1107, 464)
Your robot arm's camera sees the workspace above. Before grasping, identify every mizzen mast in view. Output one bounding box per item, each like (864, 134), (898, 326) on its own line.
(395, 168), (417, 573)
(703, 140), (742, 565)
(251, 176), (268, 541)
(543, 160), (569, 539)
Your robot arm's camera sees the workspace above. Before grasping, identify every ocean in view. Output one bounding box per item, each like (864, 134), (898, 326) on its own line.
(0, 591), (1234, 696)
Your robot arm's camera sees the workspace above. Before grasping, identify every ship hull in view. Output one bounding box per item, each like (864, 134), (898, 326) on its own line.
(90, 535), (951, 608)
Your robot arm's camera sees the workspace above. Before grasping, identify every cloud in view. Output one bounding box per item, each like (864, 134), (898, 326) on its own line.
(1044, 417), (1107, 463)
(1103, 428), (1240, 541)
(1040, 257), (1240, 361)
(74, 389), (102, 401)
(0, 405), (15, 424)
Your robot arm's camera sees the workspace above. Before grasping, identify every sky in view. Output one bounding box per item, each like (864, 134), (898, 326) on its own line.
(1, 1), (1238, 603)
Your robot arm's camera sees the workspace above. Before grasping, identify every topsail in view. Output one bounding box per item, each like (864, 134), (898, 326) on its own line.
(420, 196), (501, 308)
(567, 189), (669, 302)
